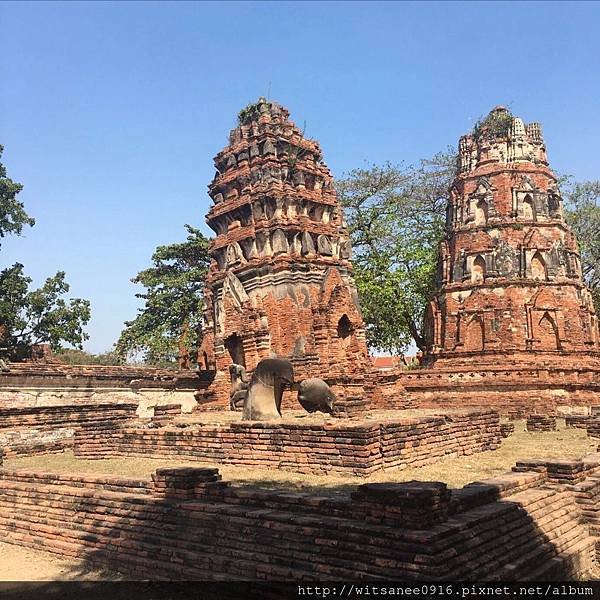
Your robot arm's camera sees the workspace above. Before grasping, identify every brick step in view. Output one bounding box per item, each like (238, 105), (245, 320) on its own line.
(0, 495), (441, 578)
(0, 513), (411, 580)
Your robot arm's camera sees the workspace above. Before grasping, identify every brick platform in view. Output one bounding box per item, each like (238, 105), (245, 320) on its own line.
(0, 362), (212, 417)
(74, 410), (502, 476)
(375, 361), (600, 416)
(0, 457), (597, 580)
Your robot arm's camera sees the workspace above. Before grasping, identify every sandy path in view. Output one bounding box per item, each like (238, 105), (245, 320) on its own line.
(0, 542), (121, 581)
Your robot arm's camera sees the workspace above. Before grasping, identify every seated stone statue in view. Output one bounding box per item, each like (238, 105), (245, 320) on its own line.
(297, 378), (336, 415)
(242, 358), (294, 421)
(229, 364), (248, 411)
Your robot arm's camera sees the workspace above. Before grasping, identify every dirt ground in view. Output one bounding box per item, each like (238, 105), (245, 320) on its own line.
(0, 542), (122, 581)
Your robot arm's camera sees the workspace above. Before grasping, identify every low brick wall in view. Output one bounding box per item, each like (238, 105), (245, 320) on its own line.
(73, 410), (502, 476)
(526, 415), (557, 432)
(0, 363), (213, 416)
(151, 403), (182, 427)
(565, 415), (594, 429)
(0, 403), (138, 457)
(0, 458), (596, 580)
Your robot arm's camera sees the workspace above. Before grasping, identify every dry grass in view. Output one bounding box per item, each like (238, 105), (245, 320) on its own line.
(4, 419), (597, 494)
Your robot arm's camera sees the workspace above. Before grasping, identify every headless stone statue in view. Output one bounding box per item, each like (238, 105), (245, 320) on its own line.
(229, 364), (248, 411)
(242, 358), (294, 421)
(297, 378), (336, 415)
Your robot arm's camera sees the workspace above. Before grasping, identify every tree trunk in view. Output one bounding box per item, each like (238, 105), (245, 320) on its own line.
(404, 312), (426, 351)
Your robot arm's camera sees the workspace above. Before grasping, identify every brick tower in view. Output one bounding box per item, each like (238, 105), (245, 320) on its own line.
(425, 106), (599, 366)
(198, 98), (371, 412)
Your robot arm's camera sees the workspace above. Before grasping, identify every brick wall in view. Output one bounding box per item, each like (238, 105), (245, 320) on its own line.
(0, 363), (212, 416)
(74, 410), (502, 476)
(0, 403), (138, 457)
(376, 361), (600, 415)
(0, 458), (596, 580)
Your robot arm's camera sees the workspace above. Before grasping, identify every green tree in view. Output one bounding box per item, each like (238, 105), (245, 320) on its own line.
(0, 145), (35, 245)
(55, 348), (123, 366)
(337, 150), (456, 353)
(564, 180), (600, 315)
(116, 225), (211, 368)
(0, 263), (91, 357)
(0, 147), (90, 357)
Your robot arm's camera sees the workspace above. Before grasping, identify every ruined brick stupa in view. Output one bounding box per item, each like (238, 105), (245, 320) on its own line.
(198, 98), (371, 410)
(425, 106), (600, 366)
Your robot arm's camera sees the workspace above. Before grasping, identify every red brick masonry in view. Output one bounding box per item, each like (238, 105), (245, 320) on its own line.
(376, 361), (600, 415)
(0, 403), (138, 457)
(0, 455), (598, 580)
(73, 410), (502, 476)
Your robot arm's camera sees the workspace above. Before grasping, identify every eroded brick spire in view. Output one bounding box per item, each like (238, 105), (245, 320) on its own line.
(425, 106), (599, 364)
(198, 99), (371, 414)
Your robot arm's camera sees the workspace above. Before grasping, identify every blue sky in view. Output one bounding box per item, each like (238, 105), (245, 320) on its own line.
(2, 1), (599, 353)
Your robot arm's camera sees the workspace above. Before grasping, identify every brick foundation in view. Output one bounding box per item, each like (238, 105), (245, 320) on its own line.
(74, 410), (502, 476)
(0, 362), (211, 417)
(375, 361), (600, 416)
(566, 415), (595, 429)
(0, 457), (597, 580)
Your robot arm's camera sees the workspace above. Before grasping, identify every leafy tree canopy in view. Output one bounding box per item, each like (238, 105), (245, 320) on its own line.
(55, 348), (123, 366)
(0, 263), (91, 356)
(115, 225), (211, 368)
(337, 150), (457, 353)
(0, 145), (35, 245)
(563, 179), (600, 315)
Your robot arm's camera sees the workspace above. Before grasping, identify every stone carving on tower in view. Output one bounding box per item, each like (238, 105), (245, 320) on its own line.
(198, 98), (371, 412)
(425, 106), (599, 365)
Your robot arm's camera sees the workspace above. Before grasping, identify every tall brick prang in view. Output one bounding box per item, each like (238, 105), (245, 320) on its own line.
(198, 98), (371, 412)
(425, 106), (600, 366)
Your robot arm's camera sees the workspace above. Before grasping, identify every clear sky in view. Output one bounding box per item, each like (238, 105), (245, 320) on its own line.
(2, 1), (599, 353)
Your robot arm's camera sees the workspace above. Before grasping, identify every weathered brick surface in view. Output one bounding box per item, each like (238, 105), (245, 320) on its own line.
(513, 458), (600, 484)
(588, 421), (600, 439)
(374, 361), (600, 415)
(0, 362), (204, 391)
(74, 410), (502, 476)
(0, 461), (596, 580)
(0, 403), (138, 457)
(0, 362), (212, 419)
(526, 415), (557, 432)
(566, 415), (594, 429)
